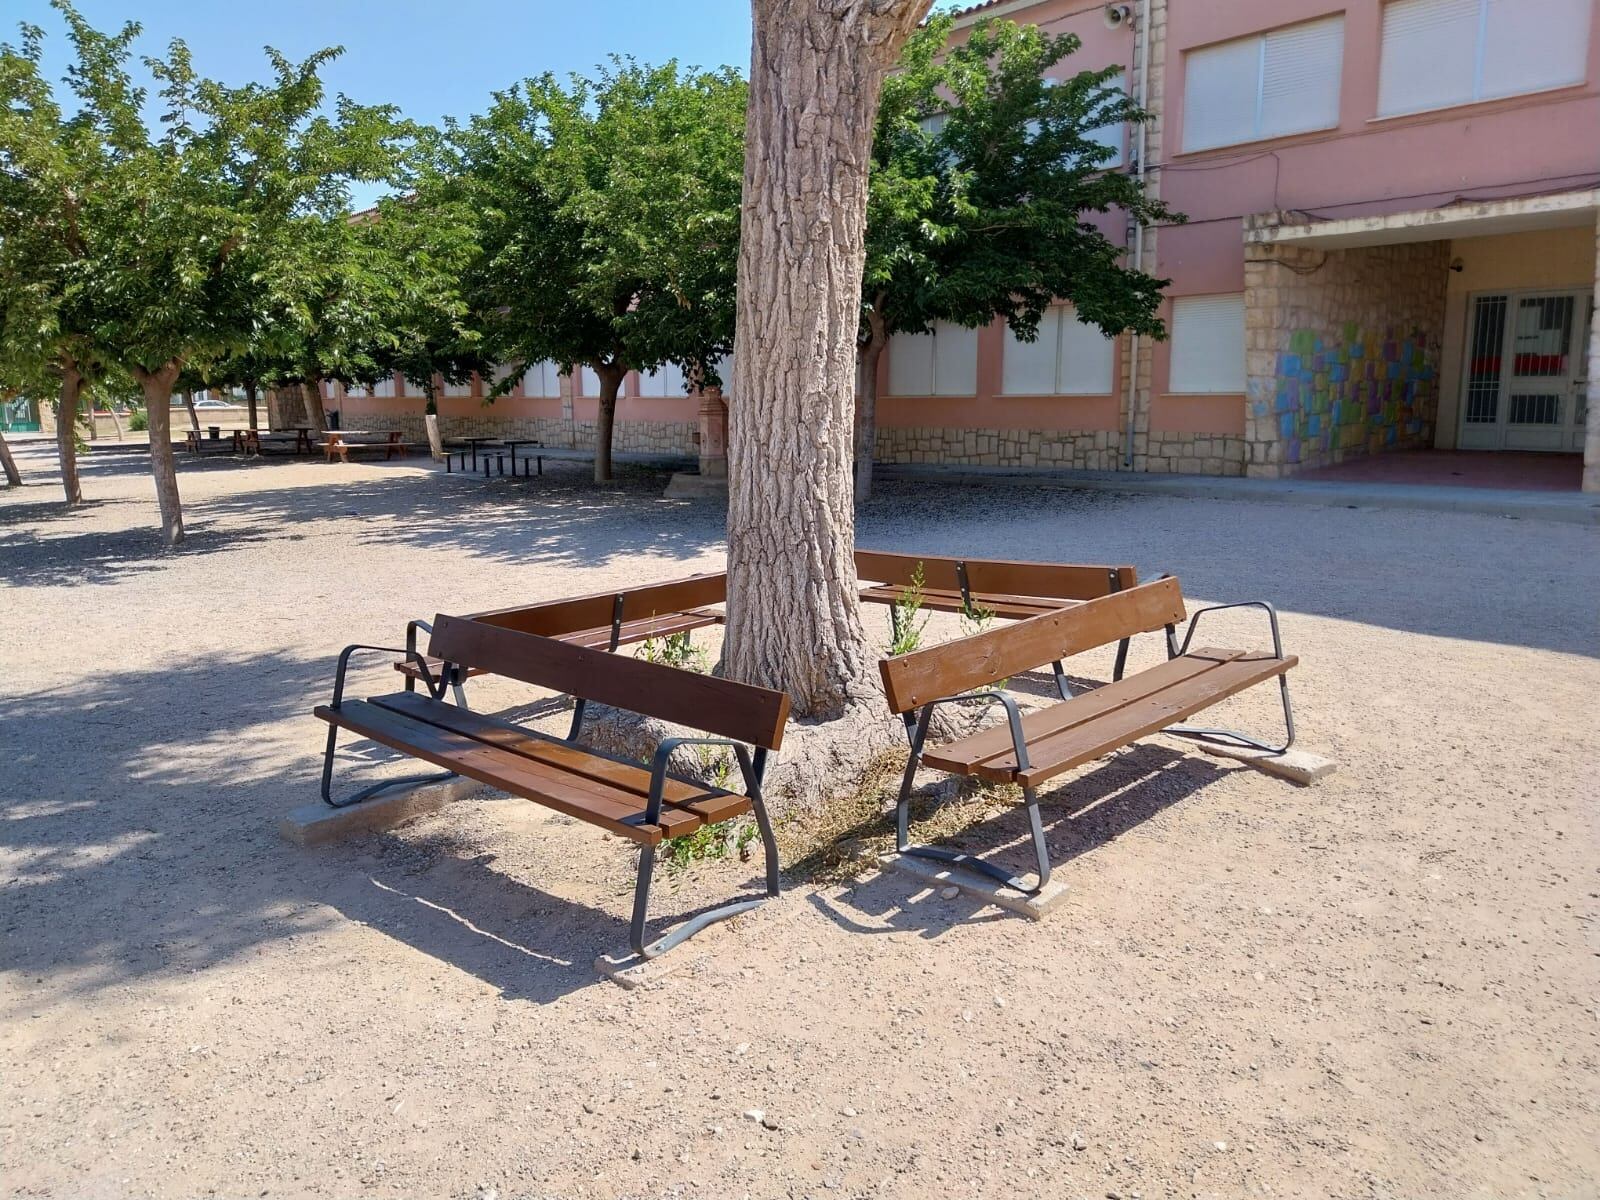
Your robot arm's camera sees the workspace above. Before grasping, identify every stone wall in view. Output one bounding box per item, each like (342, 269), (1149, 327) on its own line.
(1244, 239), (1450, 477)
(875, 426), (1122, 471)
(327, 409), (697, 458)
(1142, 431), (1247, 476)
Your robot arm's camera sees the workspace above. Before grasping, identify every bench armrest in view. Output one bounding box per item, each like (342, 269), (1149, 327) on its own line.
(646, 737), (764, 824)
(913, 687), (1032, 774)
(1176, 600), (1286, 660)
(331, 643), (440, 707)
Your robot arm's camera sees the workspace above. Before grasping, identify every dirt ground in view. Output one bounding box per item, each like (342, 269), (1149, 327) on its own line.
(2, 442), (1597, 1200)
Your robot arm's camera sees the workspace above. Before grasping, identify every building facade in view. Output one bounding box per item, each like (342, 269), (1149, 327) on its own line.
(325, 0), (1600, 490)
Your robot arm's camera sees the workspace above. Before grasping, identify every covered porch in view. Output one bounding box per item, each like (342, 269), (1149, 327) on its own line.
(1242, 189), (1600, 492)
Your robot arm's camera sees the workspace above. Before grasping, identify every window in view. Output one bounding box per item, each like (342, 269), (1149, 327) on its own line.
(1182, 16), (1345, 151)
(886, 321), (979, 397)
(371, 375), (395, 398)
(1001, 306), (1116, 395)
(520, 361), (561, 398)
(441, 375), (473, 397)
(638, 362), (688, 397)
(1378, 0), (1591, 117)
(579, 365), (601, 396)
(403, 376), (431, 396)
(1028, 80), (1124, 169)
(1169, 295), (1246, 393)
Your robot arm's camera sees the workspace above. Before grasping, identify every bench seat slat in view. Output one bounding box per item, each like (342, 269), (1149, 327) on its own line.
(923, 649), (1296, 786)
(314, 699), (704, 844)
(368, 692), (751, 826)
(858, 585), (1076, 620)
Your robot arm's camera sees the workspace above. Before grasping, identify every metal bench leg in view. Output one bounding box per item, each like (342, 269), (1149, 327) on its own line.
(1164, 673), (1296, 756)
(894, 702), (1052, 896)
(451, 681), (470, 709)
(629, 748), (780, 960)
(1113, 637), (1131, 682)
(320, 720), (455, 809)
(1050, 660), (1073, 700)
(567, 698), (588, 741)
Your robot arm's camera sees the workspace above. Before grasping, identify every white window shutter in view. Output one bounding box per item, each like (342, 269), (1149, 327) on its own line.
(1058, 308), (1116, 394)
(887, 331), (936, 396)
(442, 376), (473, 397)
(579, 365), (601, 397)
(1170, 295), (1246, 394)
(371, 374), (396, 398)
(662, 361), (687, 396)
(1183, 36), (1261, 151)
(404, 376), (431, 396)
(932, 322), (979, 396)
(1378, 0), (1479, 115)
(1260, 16), (1344, 138)
(1001, 312), (1060, 395)
(1482, 0), (1591, 99)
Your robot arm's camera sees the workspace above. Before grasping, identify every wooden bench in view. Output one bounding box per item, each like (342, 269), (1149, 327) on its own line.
(394, 573), (730, 735)
(878, 577), (1298, 894)
(323, 431), (409, 463)
(317, 614), (790, 959)
(856, 550), (1140, 696)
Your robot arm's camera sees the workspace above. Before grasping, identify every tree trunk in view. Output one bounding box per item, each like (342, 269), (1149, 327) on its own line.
(134, 363), (186, 548)
(593, 362), (624, 483)
(723, 0), (931, 717)
(84, 395), (98, 441)
(184, 391), (200, 433)
(300, 381), (327, 435)
(0, 429), (21, 488)
(56, 364), (85, 506)
(107, 406), (124, 440)
(853, 311), (887, 503)
(244, 380), (259, 431)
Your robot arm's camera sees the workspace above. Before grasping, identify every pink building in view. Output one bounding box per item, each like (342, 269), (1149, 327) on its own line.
(328, 0), (1600, 491)
(873, 0), (1599, 489)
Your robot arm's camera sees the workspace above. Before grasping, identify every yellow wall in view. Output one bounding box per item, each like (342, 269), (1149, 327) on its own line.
(1437, 225), (1597, 448)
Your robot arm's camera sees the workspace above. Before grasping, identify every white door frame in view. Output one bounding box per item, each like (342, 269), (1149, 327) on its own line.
(1459, 287), (1590, 452)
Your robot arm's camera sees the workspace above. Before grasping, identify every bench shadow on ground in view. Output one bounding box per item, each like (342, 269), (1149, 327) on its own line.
(0, 651), (673, 1008)
(809, 742), (1228, 941)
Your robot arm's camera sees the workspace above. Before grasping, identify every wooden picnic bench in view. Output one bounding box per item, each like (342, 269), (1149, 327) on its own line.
(878, 576), (1298, 894)
(323, 430), (408, 462)
(316, 614), (789, 959)
(394, 573), (730, 734)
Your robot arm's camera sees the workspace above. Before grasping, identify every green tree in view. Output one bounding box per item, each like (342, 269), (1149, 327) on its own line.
(453, 58), (744, 482)
(1, 2), (410, 546)
(852, 15), (1176, 499)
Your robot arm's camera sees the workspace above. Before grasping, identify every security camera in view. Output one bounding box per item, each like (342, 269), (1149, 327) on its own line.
(1104, 3), (1133, 29)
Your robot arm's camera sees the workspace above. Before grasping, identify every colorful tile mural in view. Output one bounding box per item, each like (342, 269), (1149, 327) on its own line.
(1256, 323), (1437, 466)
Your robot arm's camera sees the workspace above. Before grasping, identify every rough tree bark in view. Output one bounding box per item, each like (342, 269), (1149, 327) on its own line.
(592, 361), (625, 484)
(55, 362), (85, 506)
(853, 303), (888, 502)
(132, 361), (187, 548)
(183, 391), (201, 433)
(0, 430), (21, 488)
(300, 381), (327, 434)
(244, 380), (259, 431)
(724, 0), (932, 717)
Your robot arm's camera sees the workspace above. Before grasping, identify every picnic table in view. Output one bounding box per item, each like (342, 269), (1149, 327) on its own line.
(232, 429), (261, 455)
(323, 429), (407, 463)
(454, 436), (502, 470)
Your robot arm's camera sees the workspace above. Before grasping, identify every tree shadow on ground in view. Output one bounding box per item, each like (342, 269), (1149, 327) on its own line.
(808, 743), (1230, 941)
(858, 478), (1600, 657)
(0, 651), (710, 1008)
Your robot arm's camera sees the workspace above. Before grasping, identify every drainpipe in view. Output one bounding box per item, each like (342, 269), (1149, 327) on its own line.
(1123, 0), (1151, 470)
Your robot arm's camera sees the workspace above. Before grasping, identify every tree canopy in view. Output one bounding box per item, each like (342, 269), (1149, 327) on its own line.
(448, 58), (746, 481)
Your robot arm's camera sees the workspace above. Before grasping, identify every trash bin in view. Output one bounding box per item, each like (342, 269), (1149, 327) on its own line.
(208, 425), (221, 440)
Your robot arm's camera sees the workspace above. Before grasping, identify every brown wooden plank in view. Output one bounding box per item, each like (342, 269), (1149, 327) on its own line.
(469, 573), (728, 638)
(878, 578), (1188, 714)
(369, 692), (752, 826)
(855, 549), (1135, 602)
(394, 657), (490, 682)
(428, 615), (790, 750)
(314, 700), (705, 842)
(858, 584), (1074, 620)
(562, 609), (725, 650)
(1011, 650), (1295, 787)
(920, 652), (1237, 777)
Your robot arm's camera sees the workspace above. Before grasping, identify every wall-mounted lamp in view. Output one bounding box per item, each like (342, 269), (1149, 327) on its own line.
(1449, 257), (1465, 273)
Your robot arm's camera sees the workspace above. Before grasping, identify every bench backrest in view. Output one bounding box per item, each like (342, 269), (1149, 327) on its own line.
(428, 613), (789, 750)
(855, 550), (1135, 601)
(468, 573), (729, 639)
(878, 577), (1187, 714)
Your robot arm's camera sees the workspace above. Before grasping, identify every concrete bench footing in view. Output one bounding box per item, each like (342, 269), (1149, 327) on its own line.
(279, 777), (482, 846)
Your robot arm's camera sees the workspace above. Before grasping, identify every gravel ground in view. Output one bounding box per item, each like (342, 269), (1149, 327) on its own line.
(2, 441), (1597, 1200)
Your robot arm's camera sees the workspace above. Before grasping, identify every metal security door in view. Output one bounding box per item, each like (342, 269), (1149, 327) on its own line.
(1460, 289), (1588, 451)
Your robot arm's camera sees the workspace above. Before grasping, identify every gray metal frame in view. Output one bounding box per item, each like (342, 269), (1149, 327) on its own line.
(320, 644), (457, 808)
(1161, 600), (1296, 754)
(894, 690), (1052, 895)
(630, 739), (780, 960)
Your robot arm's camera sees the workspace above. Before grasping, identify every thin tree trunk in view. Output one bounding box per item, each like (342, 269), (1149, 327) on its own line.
(300, 381), (327, 435)
(0, 429), (21, 488)
(84, 394), (98, 441)
(107, 406), (123, 440)
(724, 0), (931, 717)
(134, 362), (186, 548)
(184, 391), (200, 433)
(244, 380), (259, 431)
(56, 364), (85, 506)
(593, 362), (624, 483)
(853, 311), (887, 503)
